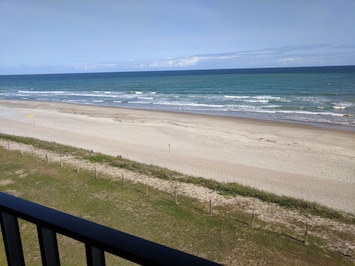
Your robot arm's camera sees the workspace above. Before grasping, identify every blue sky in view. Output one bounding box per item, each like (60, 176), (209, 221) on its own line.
(1, 0), (355, 74)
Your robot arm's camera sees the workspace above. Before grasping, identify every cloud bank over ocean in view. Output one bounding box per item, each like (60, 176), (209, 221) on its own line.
(1, 45), (354, 74)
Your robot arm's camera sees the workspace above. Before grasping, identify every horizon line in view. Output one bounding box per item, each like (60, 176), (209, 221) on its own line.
(1, 64), (355, 77)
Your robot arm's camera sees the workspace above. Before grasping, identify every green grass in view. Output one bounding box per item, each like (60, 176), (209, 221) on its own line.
(1, 133), (353, 223)
(1, 138), (354, 265)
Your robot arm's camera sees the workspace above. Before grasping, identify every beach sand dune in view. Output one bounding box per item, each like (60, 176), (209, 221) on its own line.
(1, 100), (354, 214)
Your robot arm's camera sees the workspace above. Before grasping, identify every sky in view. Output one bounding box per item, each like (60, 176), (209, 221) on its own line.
(1, 0), (355, 74)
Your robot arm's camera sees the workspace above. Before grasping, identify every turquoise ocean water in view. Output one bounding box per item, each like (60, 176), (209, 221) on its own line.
(1, 66), (355, 129)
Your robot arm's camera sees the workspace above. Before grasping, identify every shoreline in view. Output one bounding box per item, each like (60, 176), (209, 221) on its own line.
(2, 99), (355, 133)
(1, 100), (354, 214)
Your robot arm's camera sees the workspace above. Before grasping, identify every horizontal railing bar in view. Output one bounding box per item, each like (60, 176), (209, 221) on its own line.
(0, 192), (220, 266)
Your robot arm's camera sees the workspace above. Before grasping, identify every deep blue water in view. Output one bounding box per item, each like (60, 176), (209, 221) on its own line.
(1, 66), (355, 128)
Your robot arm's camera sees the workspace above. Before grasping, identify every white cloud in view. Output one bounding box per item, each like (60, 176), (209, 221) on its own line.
(73, 63), (118, 71)
(167, 57), (201, 67)
(278, 57), (305, 64)
(136, 53), (241, 69)
(137, 56), (201, 68)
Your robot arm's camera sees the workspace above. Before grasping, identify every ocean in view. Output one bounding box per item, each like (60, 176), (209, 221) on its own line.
(1, 66), (355, 129)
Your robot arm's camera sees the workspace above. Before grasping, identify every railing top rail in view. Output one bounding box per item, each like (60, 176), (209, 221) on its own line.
(0, 192), (220, 266)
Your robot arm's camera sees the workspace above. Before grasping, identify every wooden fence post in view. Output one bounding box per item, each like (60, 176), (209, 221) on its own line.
(251, 212), (256, 227)
(174, 189), (178, 204)
(209, 200), (212, 215)
(304, 223), (310, 244)
(121, 175), (124, 186)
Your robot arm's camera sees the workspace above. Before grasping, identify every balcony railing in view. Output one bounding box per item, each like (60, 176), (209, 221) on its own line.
(0, 192), (220, 266)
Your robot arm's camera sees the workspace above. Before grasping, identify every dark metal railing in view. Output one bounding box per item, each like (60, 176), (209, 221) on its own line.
(0, 192), (220, 266)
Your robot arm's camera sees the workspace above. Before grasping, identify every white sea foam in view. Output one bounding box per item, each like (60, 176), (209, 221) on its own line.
(152, 101), (224, 108)
(333, 106), (346, 110)
(278, 98), (292, 103)
(224, 95), (249, 99)
(138, 96), (154, 100)
(71, 93), (120, 98)
(261, 105), (281, 108)
(18, 90), (66, 94)
(244, 99), (269, 103)
(276, 110), (343, 117)
(128, 101), (152, 105)
(224, 95), (282, 103)
(333, 102), (352, 109)
(254, 95), (281, 100)
(65, 100), (88, 103)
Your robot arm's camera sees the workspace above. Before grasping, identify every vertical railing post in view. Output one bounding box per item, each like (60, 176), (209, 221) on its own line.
(0, 212), (25, 266)
(86, 244), (106, 266)
(37, 225), (60, 266)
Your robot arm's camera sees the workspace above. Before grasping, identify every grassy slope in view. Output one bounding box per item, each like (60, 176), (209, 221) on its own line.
(1, 133), (351, 222)
(0, 140), (353, 265)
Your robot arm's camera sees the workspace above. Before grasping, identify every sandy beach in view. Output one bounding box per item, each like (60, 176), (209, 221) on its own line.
(0, 100), (354, 214)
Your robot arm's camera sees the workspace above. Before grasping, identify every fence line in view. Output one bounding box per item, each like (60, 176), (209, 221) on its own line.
(1, 141), (312, 245)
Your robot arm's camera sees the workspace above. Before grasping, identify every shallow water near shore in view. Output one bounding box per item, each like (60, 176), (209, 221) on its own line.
(1, 66), (355, 129)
